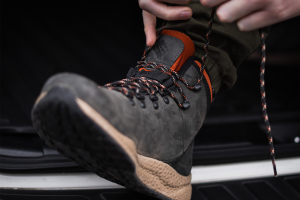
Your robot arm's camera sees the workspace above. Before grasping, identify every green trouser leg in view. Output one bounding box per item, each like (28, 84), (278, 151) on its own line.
(165, 1), (263, 92)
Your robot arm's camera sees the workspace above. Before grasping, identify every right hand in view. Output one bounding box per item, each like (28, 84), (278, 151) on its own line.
(139, 0), (193, 47)
(199, 0), (300, 31)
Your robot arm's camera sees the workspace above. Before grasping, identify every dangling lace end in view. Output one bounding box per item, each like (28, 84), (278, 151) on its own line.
(259, 29), (277, 177)
(272, 159), (278, 177)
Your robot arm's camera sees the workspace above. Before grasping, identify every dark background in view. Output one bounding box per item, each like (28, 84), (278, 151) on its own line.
(1, 2), (146, 126)
(1, 1), (300, 165)
(1, 3), (300, 200)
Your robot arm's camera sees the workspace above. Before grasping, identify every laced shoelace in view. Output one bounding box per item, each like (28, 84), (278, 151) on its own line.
(104, 60), (202, 109)
(104, 6), (277, 177)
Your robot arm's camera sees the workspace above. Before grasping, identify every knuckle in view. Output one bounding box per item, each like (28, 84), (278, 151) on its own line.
(163, 12), (173, 20)
(250, 0), (260, 5)
(261, 0), (270, 5)
(138, 0), (147, 10)
(251, 0), (269, 8)
(200, 0), (212, 7)
(144, 26), (148, 32)
(274, 2), (288, 19)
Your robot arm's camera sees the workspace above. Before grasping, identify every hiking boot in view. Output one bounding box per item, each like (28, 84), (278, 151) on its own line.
(32, 29), (213, 200)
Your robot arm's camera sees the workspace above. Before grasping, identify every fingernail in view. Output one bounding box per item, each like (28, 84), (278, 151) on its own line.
(237, 22), (247, 31)
(179, 11), (191, 19)
(238, 24), (244, 31)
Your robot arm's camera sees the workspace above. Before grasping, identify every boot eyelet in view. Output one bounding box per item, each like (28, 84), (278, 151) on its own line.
(140, 100), (146, 108)
(153, 101), (159, 110)
(182, 101), (190, 109)
(129, 99), (135, 106)
(194, 83), (201, 91)
(163, 97), (169, 104)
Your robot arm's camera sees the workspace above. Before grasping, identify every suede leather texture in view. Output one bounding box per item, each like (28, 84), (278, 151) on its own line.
(41, 34), (209, 176)
(166, 140), (194, 176)
(145, 35), (184, 69)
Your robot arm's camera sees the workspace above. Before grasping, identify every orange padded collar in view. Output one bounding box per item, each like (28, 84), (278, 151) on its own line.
(161, 29), (195, 72)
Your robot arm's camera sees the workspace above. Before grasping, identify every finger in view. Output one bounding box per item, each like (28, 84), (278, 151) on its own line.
(156, 0), (191, 4)
(237, 11), (277, 31)
(199, 0), (227, 8)
(216, 0), (267, 23)
(139, 0), (192, 21)
(143, 10), (157, 47)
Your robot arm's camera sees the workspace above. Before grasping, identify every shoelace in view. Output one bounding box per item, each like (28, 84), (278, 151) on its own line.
(104, 6), (277, 177)
(104, 60), (202, 109)
(259, 30), (277, 177)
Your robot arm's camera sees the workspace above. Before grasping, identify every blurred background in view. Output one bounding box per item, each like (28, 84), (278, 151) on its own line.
(1, 1), (300, 200)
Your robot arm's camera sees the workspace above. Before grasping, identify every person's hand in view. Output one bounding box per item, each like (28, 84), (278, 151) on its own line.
(200, 0), (300, 31)
(139, 0), (193, 47)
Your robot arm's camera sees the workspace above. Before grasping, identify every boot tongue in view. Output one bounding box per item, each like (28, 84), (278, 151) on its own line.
(128, 29), (195, 86)
(145, 29), (195, 72)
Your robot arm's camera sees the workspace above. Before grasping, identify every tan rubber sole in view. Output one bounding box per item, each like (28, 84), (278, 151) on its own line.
(76, 98), (192, 200)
